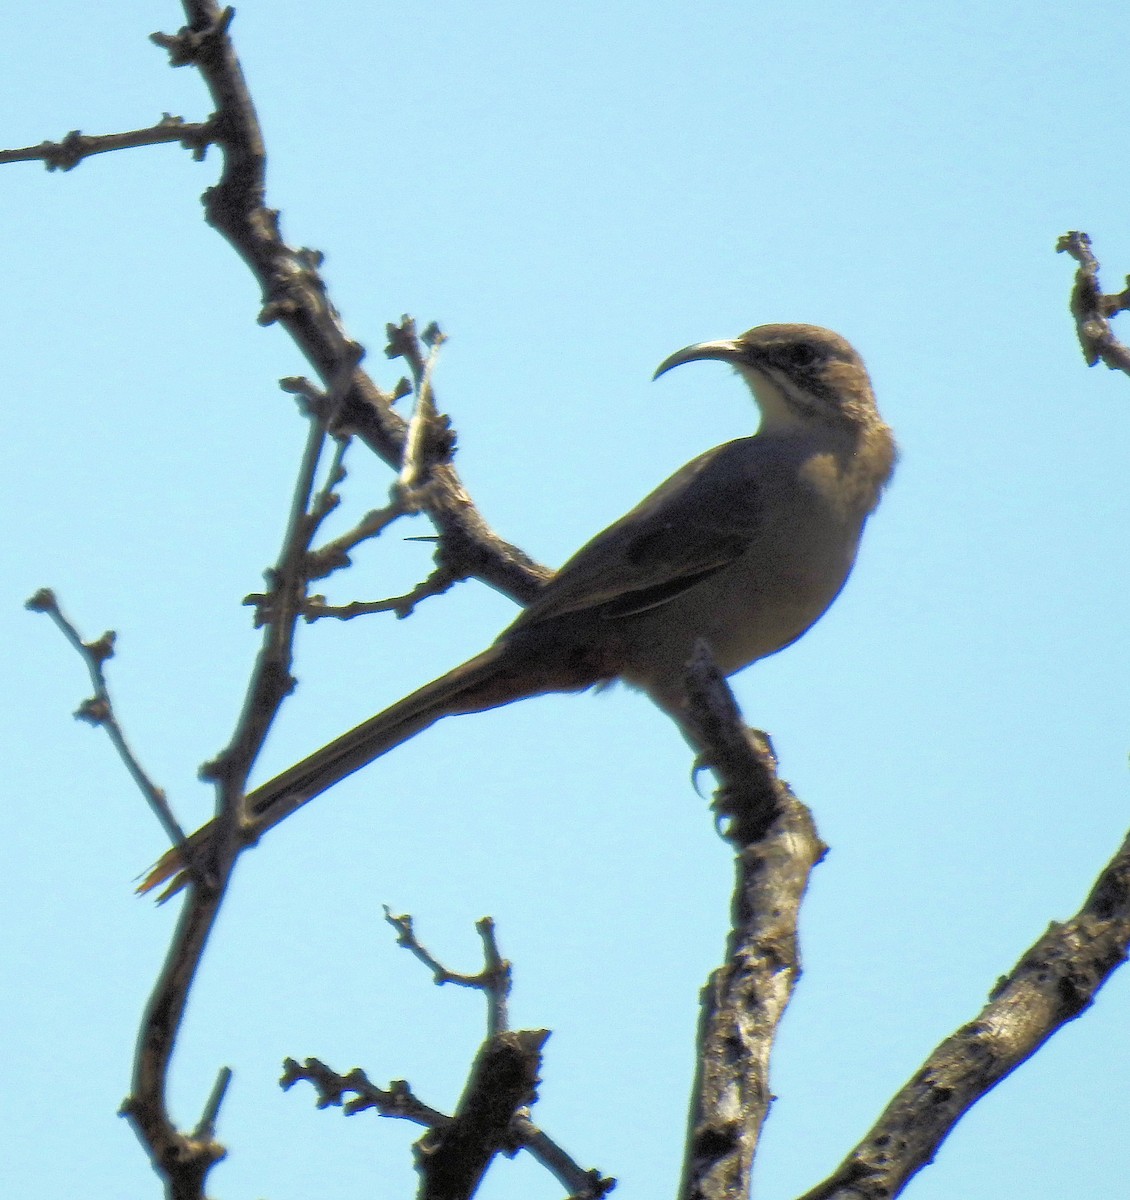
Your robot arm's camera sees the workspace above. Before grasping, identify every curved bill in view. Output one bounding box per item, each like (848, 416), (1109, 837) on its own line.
(652, 339), (743, 381)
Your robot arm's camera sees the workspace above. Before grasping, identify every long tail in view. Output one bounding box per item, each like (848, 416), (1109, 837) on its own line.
(138, 641), (547, 898)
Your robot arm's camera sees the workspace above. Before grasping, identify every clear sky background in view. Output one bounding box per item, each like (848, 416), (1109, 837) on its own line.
(4, 3), (1130, 1198)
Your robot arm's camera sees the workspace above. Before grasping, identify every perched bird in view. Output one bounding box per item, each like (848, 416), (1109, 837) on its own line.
(142, 323), (896, 895)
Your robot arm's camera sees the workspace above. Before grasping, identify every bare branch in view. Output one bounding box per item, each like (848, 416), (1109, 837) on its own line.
(389, 317), (456, 498)
(385, 909), (513, 1038)
(509, 1114), (617, 1200)
(0, 114), (214, 169)
(474, 918), (511, 1041)
(286, 913), (610, 1195)
(797, 827), (1130, 1200)
(31, 583), (239, 1200)
(120, 306), (364, 1197)
(151, 1), (548, 603)
(6, 5), (546, 607)
(118, 410), (340, 1195)
(283, 1056), (615, 1199)
(281, 1058), (451, 1126)
(192, 1066), (233, 1140)
(121, 887), (231, 1200)
(202, 412), (328, 794)
(415, 1028), (549, 1200)
(303, 500), (405, 579)
(26, 588), (188, 853)
(302, 563), (462, 622)
(676, 646), (825, 1200)
(1056, 231), (1130, 375)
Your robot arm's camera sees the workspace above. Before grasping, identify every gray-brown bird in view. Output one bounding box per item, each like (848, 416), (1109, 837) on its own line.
(142, 323), (896, 895)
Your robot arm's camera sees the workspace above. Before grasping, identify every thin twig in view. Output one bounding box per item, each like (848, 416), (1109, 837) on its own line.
(393, 319), (454, 497)
(204, 412), (327, 789)
(303, 563), (462, 622)
(193, 1066), (233, 1140)
(0, 114), (214, 169)
(475, 918), (511, 1039)
(384, 909), (513, 1037)
(302, 498), (407, 581)
(243, 429), (354, 627)
(122, 386), (336, 1200)
(510, 1114), (617, 1200)
(210, 338), (366, 774)
(25, 589), (188, 852)
(281, 1058), (452, 1126)
(282, 1056), (613, 1198)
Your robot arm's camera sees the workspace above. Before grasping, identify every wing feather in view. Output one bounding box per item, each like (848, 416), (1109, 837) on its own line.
(509, 438), (767, 631)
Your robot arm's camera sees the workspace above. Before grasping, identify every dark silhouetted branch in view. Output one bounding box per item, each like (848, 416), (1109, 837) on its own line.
(386, 909), (513, 1039)
(1057, 231), (1130, 375)
(154, 2), (549, 604)
(0, 114), (214, 169)
(25, 589), (187, 853)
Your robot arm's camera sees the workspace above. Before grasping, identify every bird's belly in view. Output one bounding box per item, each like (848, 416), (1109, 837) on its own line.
(619, 521), (861, 699)
(701, 559), (847, 670)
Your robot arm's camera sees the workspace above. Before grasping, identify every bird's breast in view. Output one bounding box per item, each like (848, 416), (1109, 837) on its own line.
(619, 457), (871, 702)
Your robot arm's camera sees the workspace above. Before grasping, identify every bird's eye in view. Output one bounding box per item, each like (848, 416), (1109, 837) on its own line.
(780, 343), (818, 368)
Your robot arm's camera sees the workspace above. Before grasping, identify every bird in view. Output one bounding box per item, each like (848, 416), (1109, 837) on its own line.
(141, 323), (896, 896)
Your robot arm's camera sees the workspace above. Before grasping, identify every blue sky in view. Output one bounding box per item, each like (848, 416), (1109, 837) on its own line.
(4, 3), (1130, 1198)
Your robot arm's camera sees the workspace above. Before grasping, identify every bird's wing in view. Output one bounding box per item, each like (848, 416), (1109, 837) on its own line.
(509, 438), (769, 629)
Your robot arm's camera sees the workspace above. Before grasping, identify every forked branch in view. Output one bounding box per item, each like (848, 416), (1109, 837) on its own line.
(284, 913), (614, 1200)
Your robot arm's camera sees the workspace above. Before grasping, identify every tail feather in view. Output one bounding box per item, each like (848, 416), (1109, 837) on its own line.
(138, 644), (519, 899)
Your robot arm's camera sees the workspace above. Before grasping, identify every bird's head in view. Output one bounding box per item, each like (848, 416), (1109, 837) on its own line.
(653, 323), (880, 435)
